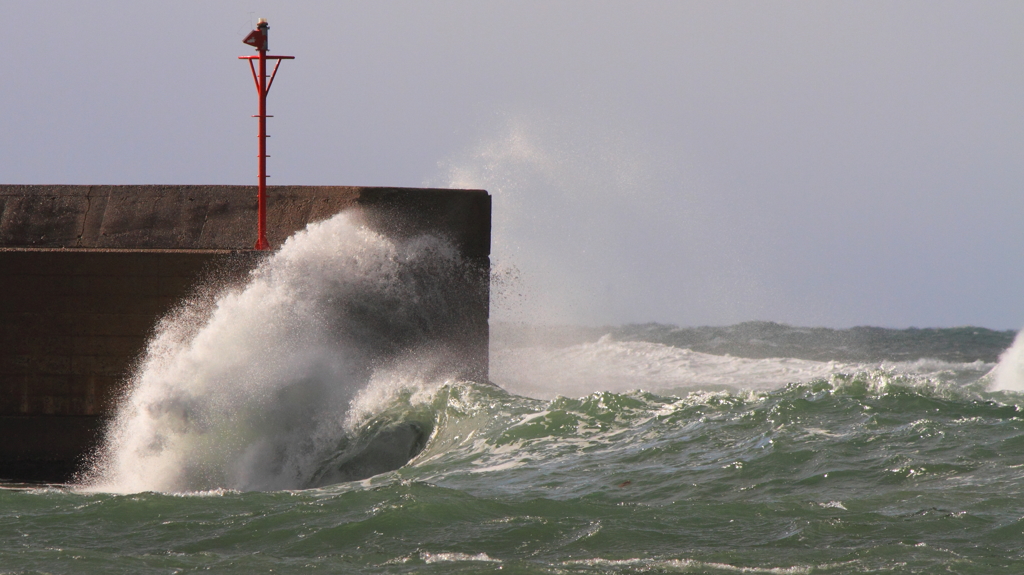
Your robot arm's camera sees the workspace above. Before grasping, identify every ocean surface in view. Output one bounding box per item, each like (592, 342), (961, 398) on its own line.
(4, 213), (1024, 574)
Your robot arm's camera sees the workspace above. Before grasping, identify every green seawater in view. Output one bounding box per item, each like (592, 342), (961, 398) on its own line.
(4, 369), (1024, 574)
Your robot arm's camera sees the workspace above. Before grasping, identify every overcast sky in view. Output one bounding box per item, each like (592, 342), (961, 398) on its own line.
(4, 2), (1024, 329)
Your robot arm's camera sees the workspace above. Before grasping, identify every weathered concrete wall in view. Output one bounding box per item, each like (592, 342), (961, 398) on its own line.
(0, 185), (490, 256)
(0, 185), (490, 481)
(0, 251), (235, 416)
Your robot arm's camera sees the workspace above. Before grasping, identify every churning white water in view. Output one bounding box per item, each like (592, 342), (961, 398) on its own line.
(991, 329), (1024, 391)
(83, 212), (470, 493)
(491, 334), (996, 400)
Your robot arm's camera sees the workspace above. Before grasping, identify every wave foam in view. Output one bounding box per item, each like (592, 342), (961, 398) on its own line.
(81, 212), (469, 493)
(991, 329), (1024, 391)
(492, 335), (994, 399)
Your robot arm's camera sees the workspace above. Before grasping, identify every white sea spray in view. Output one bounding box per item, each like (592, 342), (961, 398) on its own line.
(991, 328), (1024, 391)
(81, 212), (465, 493)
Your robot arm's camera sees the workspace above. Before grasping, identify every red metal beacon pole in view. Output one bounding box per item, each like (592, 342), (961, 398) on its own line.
(239, 18), (294, 250)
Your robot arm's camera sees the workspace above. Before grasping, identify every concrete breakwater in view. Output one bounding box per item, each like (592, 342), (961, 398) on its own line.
(0, 185), (490, 481)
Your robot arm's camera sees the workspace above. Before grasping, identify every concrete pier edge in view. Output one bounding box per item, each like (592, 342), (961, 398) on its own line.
(0, 185), (491, 482)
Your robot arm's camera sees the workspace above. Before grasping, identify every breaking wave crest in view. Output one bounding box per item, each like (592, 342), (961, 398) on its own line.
(81, 212), (478, 493)
(992, 328), (1024, 392)
(73, 202), (1024, 520)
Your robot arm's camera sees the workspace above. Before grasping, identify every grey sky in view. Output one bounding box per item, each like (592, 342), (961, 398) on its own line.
(4, 2), (1023, 329)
